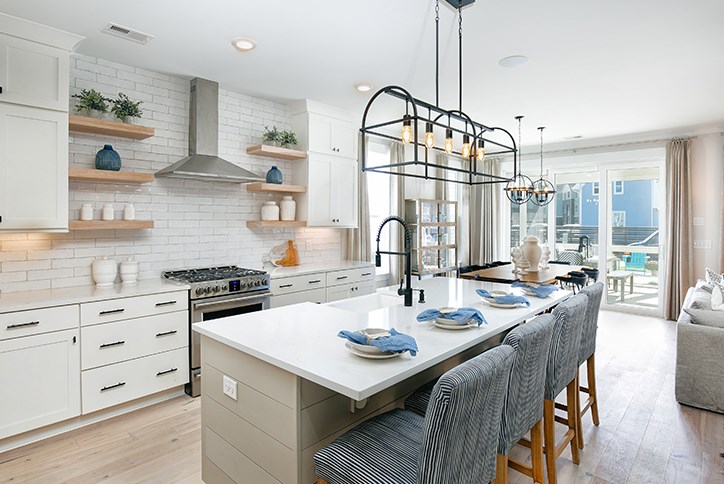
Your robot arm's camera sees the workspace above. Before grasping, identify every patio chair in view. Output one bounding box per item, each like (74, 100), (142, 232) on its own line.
(622, 252), (648, 273)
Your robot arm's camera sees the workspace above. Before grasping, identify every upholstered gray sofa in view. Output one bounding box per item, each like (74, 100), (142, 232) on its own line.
(674, 286), (724, 413)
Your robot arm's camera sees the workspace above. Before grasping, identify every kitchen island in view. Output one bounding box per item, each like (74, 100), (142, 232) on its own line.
(193, 277), (570, 484)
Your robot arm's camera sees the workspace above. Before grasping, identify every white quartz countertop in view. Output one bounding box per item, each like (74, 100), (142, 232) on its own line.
(193, 277), (570, 401)
(0, 279), (189, 313)
(266, 260), (375, 279)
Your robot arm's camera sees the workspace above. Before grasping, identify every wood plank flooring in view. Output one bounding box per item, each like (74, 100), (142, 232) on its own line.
(0, 310), (722, 483)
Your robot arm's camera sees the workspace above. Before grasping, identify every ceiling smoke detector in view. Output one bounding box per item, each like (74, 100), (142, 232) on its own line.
(101, 23), (154, 45)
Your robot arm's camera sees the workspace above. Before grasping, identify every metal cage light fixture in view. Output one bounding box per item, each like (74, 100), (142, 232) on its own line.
(530, 126), (557, 206)
(504, 115), (534, 204)
(359, 0), (517, 186)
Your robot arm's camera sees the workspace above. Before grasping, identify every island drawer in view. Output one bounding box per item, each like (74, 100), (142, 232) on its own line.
(326, 267), (375, 287)
(81, 291), (188, 326)
(0, 305), (79, 341)
(271, 273), (326, 296)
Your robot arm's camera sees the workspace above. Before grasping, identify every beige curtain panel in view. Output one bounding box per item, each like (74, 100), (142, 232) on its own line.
(469, 158), (501, 265)
(344, 134), (371, 262)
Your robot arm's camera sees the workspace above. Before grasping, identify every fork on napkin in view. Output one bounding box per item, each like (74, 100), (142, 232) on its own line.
(338, 328), (418, 356)
(475, 288), (531, 307)
(511, 281), (558, 298)
(416, 307), (487, 326)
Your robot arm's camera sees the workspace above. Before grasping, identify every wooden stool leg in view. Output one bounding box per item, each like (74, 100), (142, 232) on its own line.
(543, 399), (557, 484)
(530, 419), (545, 484)
(495, 454), (508, 484)
(575, 371), (584, 449)
(566, 380), (581, 465)
(317, 478), (329, 484)
(588, 354), (600, 426)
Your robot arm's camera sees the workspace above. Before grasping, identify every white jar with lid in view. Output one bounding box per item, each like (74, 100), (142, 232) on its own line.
(80, 204), (93, 221)
(279, 196), (296, 221)
(120, 257), (139, 285)
(92, 256), (117, 287)
(102, 203), (114, 221)
(123, 203), (135, 221)
(261, 201), (280, 221)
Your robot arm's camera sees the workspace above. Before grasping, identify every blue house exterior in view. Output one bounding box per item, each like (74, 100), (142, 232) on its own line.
(560, 180), (659, 227)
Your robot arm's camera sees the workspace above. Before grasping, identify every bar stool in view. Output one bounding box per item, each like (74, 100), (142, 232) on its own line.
(314, 346), (515, 484)
(543, 293), (588, 484)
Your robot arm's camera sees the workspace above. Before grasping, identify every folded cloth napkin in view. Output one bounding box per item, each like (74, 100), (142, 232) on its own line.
(416, 307), (487, 326)
(338, 328), (418, 356)
(475, 288), (531, 307)
(511, 281), (558, 298)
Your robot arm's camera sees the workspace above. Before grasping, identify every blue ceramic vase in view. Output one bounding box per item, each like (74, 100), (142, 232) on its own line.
(266, 165), (283, 184)
(95, 144), (121, 171)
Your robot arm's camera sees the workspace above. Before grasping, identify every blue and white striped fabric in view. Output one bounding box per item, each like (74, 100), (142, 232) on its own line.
(404, 379), (437, 417)
(577, 282), (604, 365)
(545, 293), (588, 399)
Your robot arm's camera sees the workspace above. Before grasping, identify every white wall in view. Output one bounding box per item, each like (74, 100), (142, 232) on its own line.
(690, 133), (724, 275)
(0, 54), (342, 293)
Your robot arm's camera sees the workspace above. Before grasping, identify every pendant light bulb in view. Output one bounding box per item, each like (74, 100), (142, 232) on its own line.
(401, 115), (413, 144)
(444, 128), (454, 154)
(424, 122), (435, 149)
(461, 135), (471, 158)
(476, 139), (485, 161)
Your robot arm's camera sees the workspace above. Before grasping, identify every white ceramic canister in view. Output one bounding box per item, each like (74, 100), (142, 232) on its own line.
(520, 235), (543, 272)
(119, 257), (139, 285)
(279, 196), (296, 221)
(80, 204), (93, 221)
(92, 256), (118, 287)
(102, 203), (114, 221)
(123, 203), (135, 221)
(261, 201), (280, 221)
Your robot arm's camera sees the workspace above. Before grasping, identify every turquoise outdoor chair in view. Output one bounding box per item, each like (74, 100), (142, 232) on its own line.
(622, 252), (648, 272)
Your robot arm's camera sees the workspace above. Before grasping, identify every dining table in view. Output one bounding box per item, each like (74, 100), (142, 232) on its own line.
(460, 263), (583, 284)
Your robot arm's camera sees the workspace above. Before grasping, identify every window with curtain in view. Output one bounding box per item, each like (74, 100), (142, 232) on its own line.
(366, 143), (392, 277)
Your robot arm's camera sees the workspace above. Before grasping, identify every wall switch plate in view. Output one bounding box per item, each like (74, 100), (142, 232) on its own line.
(693, 240), (712, 249)
(222, 375), (238, 400)
(693, 217), (704, 226)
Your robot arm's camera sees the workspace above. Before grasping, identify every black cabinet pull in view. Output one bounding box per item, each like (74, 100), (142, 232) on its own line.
(100, 308), (125, 316)
(336, 276), (348, 280)
(7, 321), (40, 329)
(279, 284), (293, 288)
(156, 330), (178, 338)
(155, 300), (177, 307)
(309, 280), (322, 284)
(0, 86), (3, 94)
(100, 340), (125, 349)
(362, 272), (372, 277)
(156, 367), (178, 376)
(100, 382), (126, 392)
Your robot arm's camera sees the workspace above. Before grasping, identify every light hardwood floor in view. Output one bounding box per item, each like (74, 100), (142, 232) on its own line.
(0, 310), (721, 483)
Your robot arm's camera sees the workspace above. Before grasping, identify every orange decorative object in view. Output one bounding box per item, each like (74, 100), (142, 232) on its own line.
(275, 240), (300, 267)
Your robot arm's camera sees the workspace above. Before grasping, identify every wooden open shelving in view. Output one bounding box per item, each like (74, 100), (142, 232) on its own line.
(245, 144), (306, 161)
(68, 168), (154, 184)
(245, 183), (306, 193)
(246, 220), (307, 228)
(69, 220), (154, 231)
(69, 115), (155, 140)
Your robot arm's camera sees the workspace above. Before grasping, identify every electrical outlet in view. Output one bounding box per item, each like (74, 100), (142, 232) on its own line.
(222, 375), (237, 400)
(693, 240), (712, 250)
(693, 217), (704, 226)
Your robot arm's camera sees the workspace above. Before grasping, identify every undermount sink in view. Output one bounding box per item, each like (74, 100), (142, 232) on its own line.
(327, 293), (403, 313)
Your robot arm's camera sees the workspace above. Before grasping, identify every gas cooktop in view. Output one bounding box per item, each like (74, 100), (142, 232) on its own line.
(163, 265), (270, 299)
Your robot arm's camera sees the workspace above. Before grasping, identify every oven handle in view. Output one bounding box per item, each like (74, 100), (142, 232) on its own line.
(192, 293), (270, 310)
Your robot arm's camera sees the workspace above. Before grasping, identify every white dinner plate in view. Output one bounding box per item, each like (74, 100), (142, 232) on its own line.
(433, 320), (477, 330)
(345, 342), (400, 359)
(346, 328), (392, 354)
(480, 291), (518, 309)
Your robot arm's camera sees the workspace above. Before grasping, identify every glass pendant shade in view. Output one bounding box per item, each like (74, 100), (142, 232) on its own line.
(424, 122), (435, 149)
(461, 135), (471, 158)
(401, 115), (413, 144)
(444, 128), (454, 154)
(476, 139), (485, 161)
(505, 173), (533, 204)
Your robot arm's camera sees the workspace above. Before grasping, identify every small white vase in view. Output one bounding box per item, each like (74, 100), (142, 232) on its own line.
(119, 257), (139, 285)
(80, 204), (93, 221)
(123, 203), (135, 221)
(92, 256), (117, 287)
(279, 196), (296, 221)
(541, 246), (551, 270)
(520, 236), (542, 273)
(261, 201), (280, 221)
(102, 203), (114, 221)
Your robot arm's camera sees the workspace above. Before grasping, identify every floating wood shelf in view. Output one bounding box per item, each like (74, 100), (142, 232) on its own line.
(245, 183), (306, 193)
(69, 220), (154, 231)
(246, 220), (307, 228)
(69, 115), (155, 140)
(68, 168), (154, 184)
(245, 144), (306, 161)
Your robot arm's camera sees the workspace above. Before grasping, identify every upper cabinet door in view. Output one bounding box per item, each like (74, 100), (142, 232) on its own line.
(307, 113), (333, 155)
(307, 154), (333, 226)
(0, 33), (69, 112)
(331, 159), (358, 227)
(330, 121), (357, 159)
(306, 113), (357, 159)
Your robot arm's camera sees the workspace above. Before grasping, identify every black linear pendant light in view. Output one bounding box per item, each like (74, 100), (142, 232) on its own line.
(504, 116), (534, 204)
(530, 126), (557, 206)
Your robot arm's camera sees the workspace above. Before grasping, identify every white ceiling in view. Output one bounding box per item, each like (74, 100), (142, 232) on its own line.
(2, 0), (724, 143)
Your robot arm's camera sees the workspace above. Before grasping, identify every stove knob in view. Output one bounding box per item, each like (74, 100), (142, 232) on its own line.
(221, 284), (228, 291)
(195, 287), (205, 296)
(212, 285), (220, 293)
(203, 286), (212, 294)
(255, 279), (262, 287)
(239, 281), (247, 288)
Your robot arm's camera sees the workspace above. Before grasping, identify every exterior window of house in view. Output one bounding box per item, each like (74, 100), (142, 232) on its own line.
(592, 182), (599, 195)
(612, 210), (626, 227)
(367, 143), (391, 276)
(614, 180), (624, 195)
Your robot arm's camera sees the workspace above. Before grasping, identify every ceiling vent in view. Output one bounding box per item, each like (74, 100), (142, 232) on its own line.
(101, 23), (154, 45)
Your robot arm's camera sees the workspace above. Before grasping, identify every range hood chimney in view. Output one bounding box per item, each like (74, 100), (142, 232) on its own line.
(155, 78), (264, 183)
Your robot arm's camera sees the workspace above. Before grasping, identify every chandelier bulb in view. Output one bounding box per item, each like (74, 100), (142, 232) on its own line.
(461, 134), (471, 158)
(476, 139), (485, 161)
(424, 122), (435, 150)
(444, 128), (454, 154)
(401, 115), (413, 144)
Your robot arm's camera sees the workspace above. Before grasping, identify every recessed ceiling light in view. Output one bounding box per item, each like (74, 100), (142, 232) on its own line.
(231, 37), (256, 52)
(498, 55), (529, 68)
(355, 82), (373, 93)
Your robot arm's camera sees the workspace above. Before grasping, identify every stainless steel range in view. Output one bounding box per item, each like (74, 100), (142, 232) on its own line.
(163, 266), (271, 397)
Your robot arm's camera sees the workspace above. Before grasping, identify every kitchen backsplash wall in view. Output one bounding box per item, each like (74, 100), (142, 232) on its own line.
(0, 54), (342, 293)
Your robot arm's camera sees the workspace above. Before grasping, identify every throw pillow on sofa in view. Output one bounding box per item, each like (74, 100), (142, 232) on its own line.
(705, 268), (723, 285)
(689, 287), (713, 310)
(683, 307), (724, 329)
(712, 283), (724, 311)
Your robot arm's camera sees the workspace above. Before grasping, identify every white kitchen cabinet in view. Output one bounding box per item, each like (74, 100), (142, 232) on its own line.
(307, 112), (357, 159)
(326, 280), (376, 303)
(0, 328), (80, 440)
(305, 153), (358, 227)
(270, 265), (375, 308)
(0, 103), (68, 232)
(270, 288), (326, 308)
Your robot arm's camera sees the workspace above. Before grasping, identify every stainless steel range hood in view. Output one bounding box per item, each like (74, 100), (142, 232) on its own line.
(155, 78), (264, 183)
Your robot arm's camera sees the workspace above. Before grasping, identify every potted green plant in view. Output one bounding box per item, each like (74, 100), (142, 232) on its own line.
(262, 125), (283, 147)
(72, 88), (112, 117)
(280, 130), (299, 149)
(111, 93), (143, 123)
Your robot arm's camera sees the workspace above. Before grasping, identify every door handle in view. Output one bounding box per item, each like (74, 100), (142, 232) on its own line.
(99, 308), (125, 316)
(156, 330), (178, 337)
(100, 382), (126, 392)
(155, 300), (177, 307)
(336, 276), (348, 280)
(100, 340), (125, 349)
(7, 321), (40, 329)
(309, 280), (322, 284)
(156, 367), (178, 376)
(279, 284), (294, 288)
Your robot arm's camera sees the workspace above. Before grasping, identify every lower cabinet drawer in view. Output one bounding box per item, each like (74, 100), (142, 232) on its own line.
(81, 291), (188, 326)
(81, 347), (189, 414)
(81, 311), (188, 370)
(269, 288), (326, 308)
(0, 305), (79, 341)
(270, 273), (326, 296)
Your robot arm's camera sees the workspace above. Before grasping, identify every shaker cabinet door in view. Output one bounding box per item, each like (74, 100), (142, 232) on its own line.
(330, 159), (358, 227)
(307, 154), (333, 226)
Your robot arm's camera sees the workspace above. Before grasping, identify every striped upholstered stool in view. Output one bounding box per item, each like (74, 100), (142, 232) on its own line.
(543, 292), (588, 484)
(314, 345), (515, 484)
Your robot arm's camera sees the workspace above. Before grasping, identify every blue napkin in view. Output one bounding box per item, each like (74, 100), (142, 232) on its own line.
(475, 288), (531, 307)
(416, 307), (487, 326)
(511, 281), (558, 298)
(338, 328), (418, 356)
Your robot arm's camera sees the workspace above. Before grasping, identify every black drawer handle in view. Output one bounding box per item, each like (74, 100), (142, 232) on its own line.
(279, 284), (294, 288)
(100, 309), (125, 316)
(156, 330), (178, 338)
(100, 382), (126, 392)
(155, 300), (177, 307)
(309, 280), (322, 284)
(336, 276), (348, 280)
(156, 367), (178, 376)
(362, 272), (372, 277)
(7, 321), (40, 329)
(100, 340), (125, 349)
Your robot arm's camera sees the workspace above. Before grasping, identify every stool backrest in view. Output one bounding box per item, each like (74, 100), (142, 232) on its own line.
(545, 293), (588, 399)
(578, 282), (604, 364)
(417, 345), (515, 484)
(498, 313), (556, 455)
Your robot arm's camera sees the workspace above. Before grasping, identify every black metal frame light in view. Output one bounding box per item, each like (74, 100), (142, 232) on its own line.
(530, 126), (557, 206)
(359, 0), (517, 186)
(504, 115), (534, 204)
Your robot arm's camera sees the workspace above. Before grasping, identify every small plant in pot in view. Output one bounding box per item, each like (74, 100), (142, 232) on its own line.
(262, 125), (283, 146)
(111, 93), (143, 123)
(280, 130), (299, 149)
(72, 88), (112, 117)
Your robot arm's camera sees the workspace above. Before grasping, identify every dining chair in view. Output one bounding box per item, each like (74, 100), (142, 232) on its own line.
(314, 345), (515, 484)
(543, 292), (588, 484)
